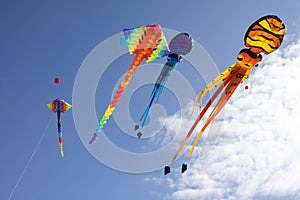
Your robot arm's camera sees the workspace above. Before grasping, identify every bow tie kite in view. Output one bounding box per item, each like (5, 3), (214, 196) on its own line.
(89, 24), (170, 144)
(140, 33), (193, 127)
(171, 15), (286, 163)
(47, 98), (72, 157)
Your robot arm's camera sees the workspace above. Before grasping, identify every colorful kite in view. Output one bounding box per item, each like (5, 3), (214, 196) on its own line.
(89, 24), (169, 144)
(47, 98), (72, 157)
(172, 15), (285, 163)
(140, 33), (193, 127)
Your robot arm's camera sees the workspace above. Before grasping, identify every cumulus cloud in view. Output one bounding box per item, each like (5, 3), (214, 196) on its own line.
(149, 101), (200, 147)
(150, 36), (300, 200)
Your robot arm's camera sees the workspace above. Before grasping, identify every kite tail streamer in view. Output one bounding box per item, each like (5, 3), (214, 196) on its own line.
(140, 91), (156, 127)
(58, 133), (64, 157)
(89, 54), (145, 144)
(57, 111), (64, 157)
(171, 69), (236, 163)
(140, 54), (180, 127)
(191, 63), (235, 114)
(187, 87), (236, 158)
(188, 67), (246, 158)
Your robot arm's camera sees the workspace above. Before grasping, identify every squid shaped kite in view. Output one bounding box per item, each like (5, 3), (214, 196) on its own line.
(140, 33), (193, 127)
(89, 24), (170, 144)
(47, 98), (72, 157)
(172, 15), (286, 162)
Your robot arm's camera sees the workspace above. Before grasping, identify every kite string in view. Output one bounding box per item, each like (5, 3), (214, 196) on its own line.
(7, 114), (54, 200)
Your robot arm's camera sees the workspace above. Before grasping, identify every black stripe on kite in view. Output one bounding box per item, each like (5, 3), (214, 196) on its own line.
(247, 28), (283, 43)
(246, 36), (277, 50)
(244, 15), (285, 44)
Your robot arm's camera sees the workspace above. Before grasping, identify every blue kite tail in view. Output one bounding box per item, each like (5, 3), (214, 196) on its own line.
(140, 83), (162, 127)
(140, 54), (181, 127)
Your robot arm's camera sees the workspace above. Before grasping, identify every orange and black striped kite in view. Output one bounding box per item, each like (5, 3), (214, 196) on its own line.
(171, 15), (286, 164)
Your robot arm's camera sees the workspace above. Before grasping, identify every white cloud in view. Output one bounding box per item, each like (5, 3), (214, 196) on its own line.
(150, 35), (300, 200)
(149, 101), (201, 147)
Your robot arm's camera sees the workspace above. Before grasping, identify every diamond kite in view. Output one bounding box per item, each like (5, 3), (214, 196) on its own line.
(47, 98), (72, 157)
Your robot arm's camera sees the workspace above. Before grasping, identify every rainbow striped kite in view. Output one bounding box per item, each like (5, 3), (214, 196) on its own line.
(89, 24), (169, 144)
(47, 98), (72, 157)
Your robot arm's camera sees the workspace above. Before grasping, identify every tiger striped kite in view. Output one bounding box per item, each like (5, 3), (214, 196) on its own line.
(172, 15), (286, 163)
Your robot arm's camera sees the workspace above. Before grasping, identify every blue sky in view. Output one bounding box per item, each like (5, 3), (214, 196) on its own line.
(1, 1), (300, 200)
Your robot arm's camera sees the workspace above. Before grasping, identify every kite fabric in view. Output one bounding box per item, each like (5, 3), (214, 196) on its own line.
(244, 15), (285, 55)
(172, 15), (286, 162)
(54, 77), (60, 84)
(47, 98), (72, 157)
(140, 33), (193, 127)
(89, 24), (170, 144)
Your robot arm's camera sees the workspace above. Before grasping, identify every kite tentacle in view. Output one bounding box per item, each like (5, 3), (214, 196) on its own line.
(89, 53), (145, 144)
(140, 56), (179, 127)
(191, 64), (236, 114)
(188, 67), (247, 158)
(171, 67), (237, 162)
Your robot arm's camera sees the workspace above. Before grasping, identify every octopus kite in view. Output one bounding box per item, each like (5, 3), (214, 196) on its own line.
(47, 98), (72, 157)
(89, 24), (170, 144)
(140, 33), (193, 127)
(171, 15), (286, 164)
